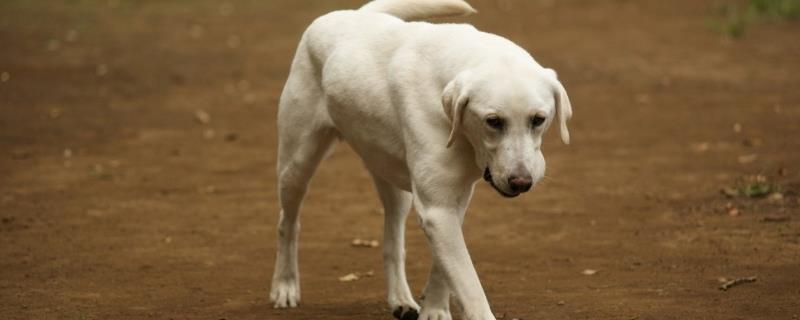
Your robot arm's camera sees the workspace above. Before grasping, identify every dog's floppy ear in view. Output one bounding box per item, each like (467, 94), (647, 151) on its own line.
(544, 68), (573, 145)
(442, 72), (471, 148)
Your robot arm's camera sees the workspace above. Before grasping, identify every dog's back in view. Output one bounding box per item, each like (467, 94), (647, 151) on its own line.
(300, 0), (476, 66)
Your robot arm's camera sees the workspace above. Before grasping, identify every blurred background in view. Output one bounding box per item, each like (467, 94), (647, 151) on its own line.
(0, 1), (798, 319)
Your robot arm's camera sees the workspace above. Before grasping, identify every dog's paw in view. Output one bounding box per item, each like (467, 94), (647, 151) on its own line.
(269, 279), (300, 308)
(417, 306), (452, 320)
(393, 305), (420, 320)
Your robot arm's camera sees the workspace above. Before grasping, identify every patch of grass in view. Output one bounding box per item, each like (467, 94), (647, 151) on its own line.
(750, 0), (800, 18)
(721, 174), (782, 199)
(710, 0), (800, 38)
(741, 182), (772, 198)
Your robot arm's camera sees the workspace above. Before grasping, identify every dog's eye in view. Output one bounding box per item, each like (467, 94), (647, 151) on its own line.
(485, 116), (504, 130)
(530, 115), (546, 128)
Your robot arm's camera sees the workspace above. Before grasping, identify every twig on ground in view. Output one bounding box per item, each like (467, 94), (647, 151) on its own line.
(719, 276), (757, 291)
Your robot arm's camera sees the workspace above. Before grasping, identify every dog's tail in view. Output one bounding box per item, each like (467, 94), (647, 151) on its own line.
(360, 0), (476, 21)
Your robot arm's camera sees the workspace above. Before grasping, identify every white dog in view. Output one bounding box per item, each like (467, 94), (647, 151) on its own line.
(270, 0), (572, 319)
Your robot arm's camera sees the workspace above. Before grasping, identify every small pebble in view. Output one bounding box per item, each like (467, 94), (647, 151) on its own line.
(737, 154), (757, 164)
(189, 25), (204, 39)
(199, 186), (217, 194)
(65, 29), (79, 42)
(243, 93), (257, 104)
(194, 110), (211, 124)
(47, 39), (61, 51)
(724, 202), (740, 216)
(690, 142), (710, 153)
(351, 238), (379, 248)
(767, 192), (783, 203)
(338, 273), (359, 282)
(96, 64), (109, 76)
(49, 108), (62, 119)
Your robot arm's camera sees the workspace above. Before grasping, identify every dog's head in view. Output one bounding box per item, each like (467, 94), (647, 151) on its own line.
(442, 66), (572, 198)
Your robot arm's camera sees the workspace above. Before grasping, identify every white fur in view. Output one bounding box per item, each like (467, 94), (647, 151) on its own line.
(270, 1), (572, 319)
(361, 0), (476, 21)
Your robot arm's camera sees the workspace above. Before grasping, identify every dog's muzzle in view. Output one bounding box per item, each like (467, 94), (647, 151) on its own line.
(483, 167), (520, 198)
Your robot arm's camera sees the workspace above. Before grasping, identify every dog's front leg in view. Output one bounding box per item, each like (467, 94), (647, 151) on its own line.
(415, 205), (494, 320)
(419, 260), (452, 320)
(419, 203), (469, 320)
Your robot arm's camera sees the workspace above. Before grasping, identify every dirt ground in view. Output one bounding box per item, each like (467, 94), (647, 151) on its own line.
(1, 1), (799, 319)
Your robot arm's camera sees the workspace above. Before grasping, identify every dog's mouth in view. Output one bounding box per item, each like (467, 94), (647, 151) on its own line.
(483, 167), (519, 198)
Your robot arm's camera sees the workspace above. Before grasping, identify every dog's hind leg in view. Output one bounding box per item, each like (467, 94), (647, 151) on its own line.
(373, 176), (420, 319)
(270, 61), (337, 308)
(270, 124), (336, 308)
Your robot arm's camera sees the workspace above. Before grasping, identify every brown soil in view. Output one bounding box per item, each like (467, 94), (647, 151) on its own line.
(1, 1), (799, 319)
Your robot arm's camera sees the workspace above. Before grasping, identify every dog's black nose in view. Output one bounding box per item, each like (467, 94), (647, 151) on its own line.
(508, 175), (533, 193)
